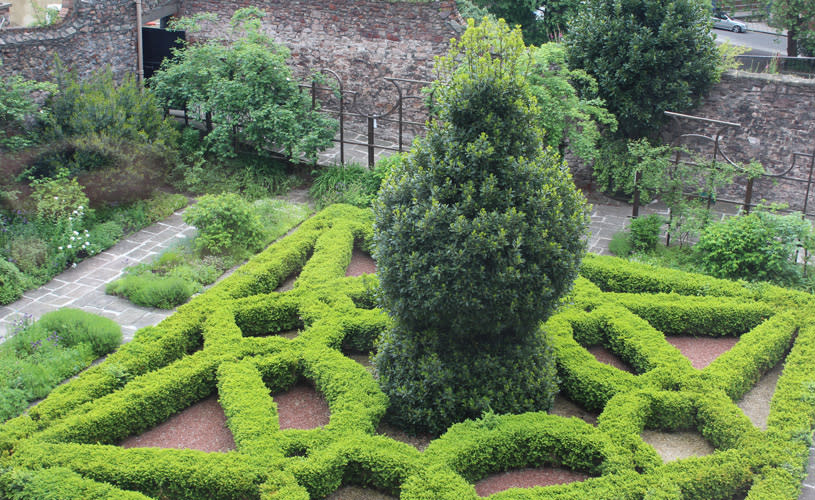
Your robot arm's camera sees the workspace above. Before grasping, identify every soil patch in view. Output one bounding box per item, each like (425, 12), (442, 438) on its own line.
(640, 430), (714, 462)
(475, 468), (590, 497)
(274, 382), (331, 430)
(586, 345), (635, 373)
(376, 423), (434, 452)
(737, 361), (784, 430)
(346, 249), (377, 277)
(548, 395), (599, 426)
(275, 271), (299, 292)
(323, 485), (397, 500)
(666, 336), (740, 370)
(120, 394), (236, 453)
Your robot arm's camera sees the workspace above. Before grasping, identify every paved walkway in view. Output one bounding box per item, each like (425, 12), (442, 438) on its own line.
(0, 188), (812, 498)
(0, 210), (196, 342)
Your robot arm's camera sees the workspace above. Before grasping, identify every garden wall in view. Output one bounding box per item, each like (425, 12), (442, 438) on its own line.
(661, 71), (815, 211)
(179, 0), (462, 115)
(0, 0), (134, 81)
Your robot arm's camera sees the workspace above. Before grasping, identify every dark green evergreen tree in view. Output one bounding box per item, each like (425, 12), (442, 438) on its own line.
(373, 19), (589, 434)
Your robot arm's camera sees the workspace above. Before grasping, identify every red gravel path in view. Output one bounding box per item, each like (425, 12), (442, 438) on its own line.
(120, 395), (236, 452)
(346, 249), (377, 277)
(586, 345), (634, 372)
(475, 468), (590, 497)
(665, 336), (740, 370)
(273, 383), (331, 430)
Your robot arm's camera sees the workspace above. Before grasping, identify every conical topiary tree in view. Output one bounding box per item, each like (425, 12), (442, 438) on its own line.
(373, 18), (589, 435)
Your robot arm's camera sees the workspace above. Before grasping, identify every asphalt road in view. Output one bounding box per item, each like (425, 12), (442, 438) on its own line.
(712, 27), (787, 56)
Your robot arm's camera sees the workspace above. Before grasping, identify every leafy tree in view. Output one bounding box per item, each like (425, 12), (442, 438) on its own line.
(564, 0), (721, 139)
(528, 43), (616, 162)
(373, 19), (589, 434)
(149, 8), (337, 162)
(770, 0), (815, 56)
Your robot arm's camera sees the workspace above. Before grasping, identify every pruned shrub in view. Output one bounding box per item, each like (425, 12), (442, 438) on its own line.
(35, 308), (122, 357)
(374, 19), (588, 433)
(106, 274), (199, 309)
(629, 214), (664, 252)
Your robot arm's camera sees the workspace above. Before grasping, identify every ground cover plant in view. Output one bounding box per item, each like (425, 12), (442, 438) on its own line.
(0, 203), (814, 498)
(0, 309), (121, 422)
(106, 197), (310, 308)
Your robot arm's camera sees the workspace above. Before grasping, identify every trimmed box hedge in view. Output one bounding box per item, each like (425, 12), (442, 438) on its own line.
(1, 207), (814, 499)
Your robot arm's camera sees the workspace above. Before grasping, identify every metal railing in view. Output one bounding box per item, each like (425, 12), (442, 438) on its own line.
(630, 111), (815, 221)
(299, 70), (433, 167)
(735, 55), (815, 79)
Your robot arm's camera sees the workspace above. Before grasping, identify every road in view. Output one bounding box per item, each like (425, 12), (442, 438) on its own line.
(712, 28), (787, 56)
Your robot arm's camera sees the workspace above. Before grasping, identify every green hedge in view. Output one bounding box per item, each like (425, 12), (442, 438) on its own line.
(2, 210), (814, 499)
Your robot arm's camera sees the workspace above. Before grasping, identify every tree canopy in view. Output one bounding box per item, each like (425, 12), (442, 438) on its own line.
(149, 8), (336, 162)
(565, 0), (721, 139)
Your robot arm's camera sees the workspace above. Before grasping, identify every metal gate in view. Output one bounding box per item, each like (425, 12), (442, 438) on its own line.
(142, 27), (185, 80)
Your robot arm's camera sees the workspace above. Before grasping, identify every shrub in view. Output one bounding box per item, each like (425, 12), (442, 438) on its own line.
(150, 8), (336, 162)
(374, 19), (588, 433)
(695, 210), (811, 284)
(29, 178), (89, 222)
(0, 309), (121, 421)
(0, 259), (24, 304)
(0, 71), (55, 152)
(106, 274), (199, 309)
(35, 309), (122, 357)
(183, 193), (265, 255)
(629, 214), (664, 252)
(8, 236), (48, 274)
(88, 221), (124, 249)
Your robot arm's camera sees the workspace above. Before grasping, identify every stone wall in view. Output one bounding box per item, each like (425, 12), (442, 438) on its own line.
(180, 0), (462, 120)
(0, 0), (140, 81)
(661, 71), (815, 212)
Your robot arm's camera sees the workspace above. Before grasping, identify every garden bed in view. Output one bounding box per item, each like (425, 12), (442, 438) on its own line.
(1, 205), (814, 500)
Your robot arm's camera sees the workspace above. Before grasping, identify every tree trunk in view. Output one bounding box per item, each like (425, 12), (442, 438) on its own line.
(787, 27), (798, 57)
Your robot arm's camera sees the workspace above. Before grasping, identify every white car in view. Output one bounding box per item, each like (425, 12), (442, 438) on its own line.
(712, 14), (748, 33)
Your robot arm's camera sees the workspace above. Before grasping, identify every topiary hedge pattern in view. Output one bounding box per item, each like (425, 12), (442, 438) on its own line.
(1, 205), (814, 499)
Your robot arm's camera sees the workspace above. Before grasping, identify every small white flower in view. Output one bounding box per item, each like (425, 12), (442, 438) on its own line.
(67, 244), (72, 249)
(58, 246), (63, 250)
(70, 236), (75, 241)
(71, 263), (77, 268)
(77, 205), (83, 210)
(53, 196), (59, 200)
(68, 217), (73, 221)
(85, 241), (90, 245)
(73, 231), (79, 235)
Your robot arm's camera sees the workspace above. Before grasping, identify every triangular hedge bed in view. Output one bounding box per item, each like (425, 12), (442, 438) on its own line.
(1, 204), (814, 499)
